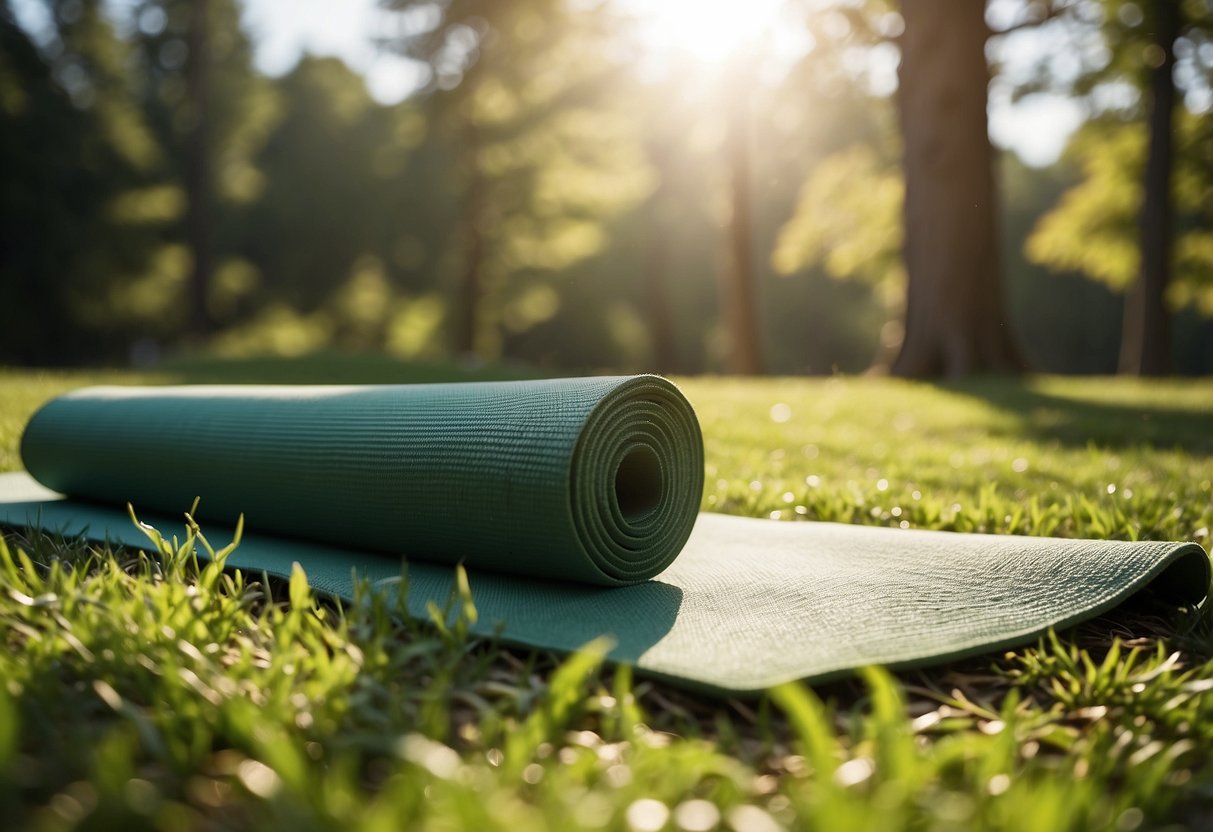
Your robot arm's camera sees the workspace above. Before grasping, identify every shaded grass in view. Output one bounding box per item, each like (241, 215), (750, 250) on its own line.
(1, 354), (1213, 830)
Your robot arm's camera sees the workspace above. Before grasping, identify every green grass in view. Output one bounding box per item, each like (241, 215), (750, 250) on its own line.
(2, 355), (1213, 831)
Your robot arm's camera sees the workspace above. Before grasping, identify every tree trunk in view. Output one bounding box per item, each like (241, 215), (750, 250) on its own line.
(891, 0), (1024, 378)
(644, 142), (677, 372)
(721, 77), (763, 376)
(184, 0), (213, 338)
(645, 229), (677, 373)
(1119, 0), (1179, 376)
(454, 117), (487, 357)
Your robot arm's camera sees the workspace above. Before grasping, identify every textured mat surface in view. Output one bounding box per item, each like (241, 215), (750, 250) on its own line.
(1, 377), (1208, 695)
(19, 377), (703, 586)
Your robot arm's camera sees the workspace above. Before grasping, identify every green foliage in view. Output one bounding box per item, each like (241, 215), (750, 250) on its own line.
(223, 56), (445, 355)
(1002, 0), (1213, 104)
(0, 0), (282, 357)
(1006, 0), (1213, 341)
(0, 6), (163, 363)
(131, 0), (278, 202)
(1027, 125), (1143, 291)
(998, 152), (1130, 375)
(771, 144), (904, 307)
(5, 0), (1213, 375)
(125, 0), (279, 332)
(382, 0), (656, 358)
(1028, 114), (1213, 314)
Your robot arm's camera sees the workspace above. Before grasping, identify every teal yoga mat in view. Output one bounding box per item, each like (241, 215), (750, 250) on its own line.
(0, 376), (1207, 695)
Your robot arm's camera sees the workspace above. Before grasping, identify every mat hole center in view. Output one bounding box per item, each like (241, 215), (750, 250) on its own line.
(615, 447), (662, 522)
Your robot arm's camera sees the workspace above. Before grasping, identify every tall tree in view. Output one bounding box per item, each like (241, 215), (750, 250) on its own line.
(891, 0), (1024, 377)
(452, 65), (487, 356)
(772, 145), (906, 369)
(720, 50), (763, 375)
(132, 0), (275, 338)
(238, 56), (434, 323)
(0, 8), (104, 363)
(1001, 0), (1213, 374)
(1122, 0), (1181, 375)
(1026, 113), (1213, 345)
(384, 0), (652, 359)
(641, 137), (679, 373)
(183, 0), (212, 337)
(0, 0), (169, 363)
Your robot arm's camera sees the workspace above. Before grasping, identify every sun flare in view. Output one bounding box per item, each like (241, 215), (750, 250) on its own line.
(627, 0), (791, 66)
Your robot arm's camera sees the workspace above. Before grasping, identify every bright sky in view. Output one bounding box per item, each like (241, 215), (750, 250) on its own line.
(238, 0), (1084, 167)
(11, 0), (1084, 166)
(239, 0), (432, 102)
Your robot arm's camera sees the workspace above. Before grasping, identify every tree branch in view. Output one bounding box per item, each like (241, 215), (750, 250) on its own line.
(990, 1), (1069, 37)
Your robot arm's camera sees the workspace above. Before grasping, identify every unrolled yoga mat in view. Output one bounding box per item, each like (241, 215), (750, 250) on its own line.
(0, 376), (1207, 695)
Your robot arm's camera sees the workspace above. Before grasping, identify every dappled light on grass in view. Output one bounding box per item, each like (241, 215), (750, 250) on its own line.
(0, 367), (1211, 826)
(3, 514), (1213, 829)
(683, 375), (1212, 549)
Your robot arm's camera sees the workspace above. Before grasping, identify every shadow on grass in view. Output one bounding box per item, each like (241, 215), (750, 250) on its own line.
(939, 378), (1213, 454)
(0, 487), (686, 668)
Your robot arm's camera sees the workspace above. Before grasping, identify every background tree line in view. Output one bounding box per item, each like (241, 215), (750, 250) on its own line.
(1, 0), (1210, 376)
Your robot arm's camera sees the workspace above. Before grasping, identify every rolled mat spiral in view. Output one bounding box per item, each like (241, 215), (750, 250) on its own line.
(0, 375), (1207, 695)
(18, 377), (703, 586)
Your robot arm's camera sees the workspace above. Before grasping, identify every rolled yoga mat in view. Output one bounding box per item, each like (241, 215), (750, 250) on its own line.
(0, 375), (1207, 695)
(16, 377), (702, 587)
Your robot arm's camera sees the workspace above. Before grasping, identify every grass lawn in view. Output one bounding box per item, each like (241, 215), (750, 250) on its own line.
(2, 356), (1212, 831)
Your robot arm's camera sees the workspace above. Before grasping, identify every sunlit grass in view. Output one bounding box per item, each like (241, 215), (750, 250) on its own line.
(2, 356), (1213, 829)
(682, 375), (1212, 547)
